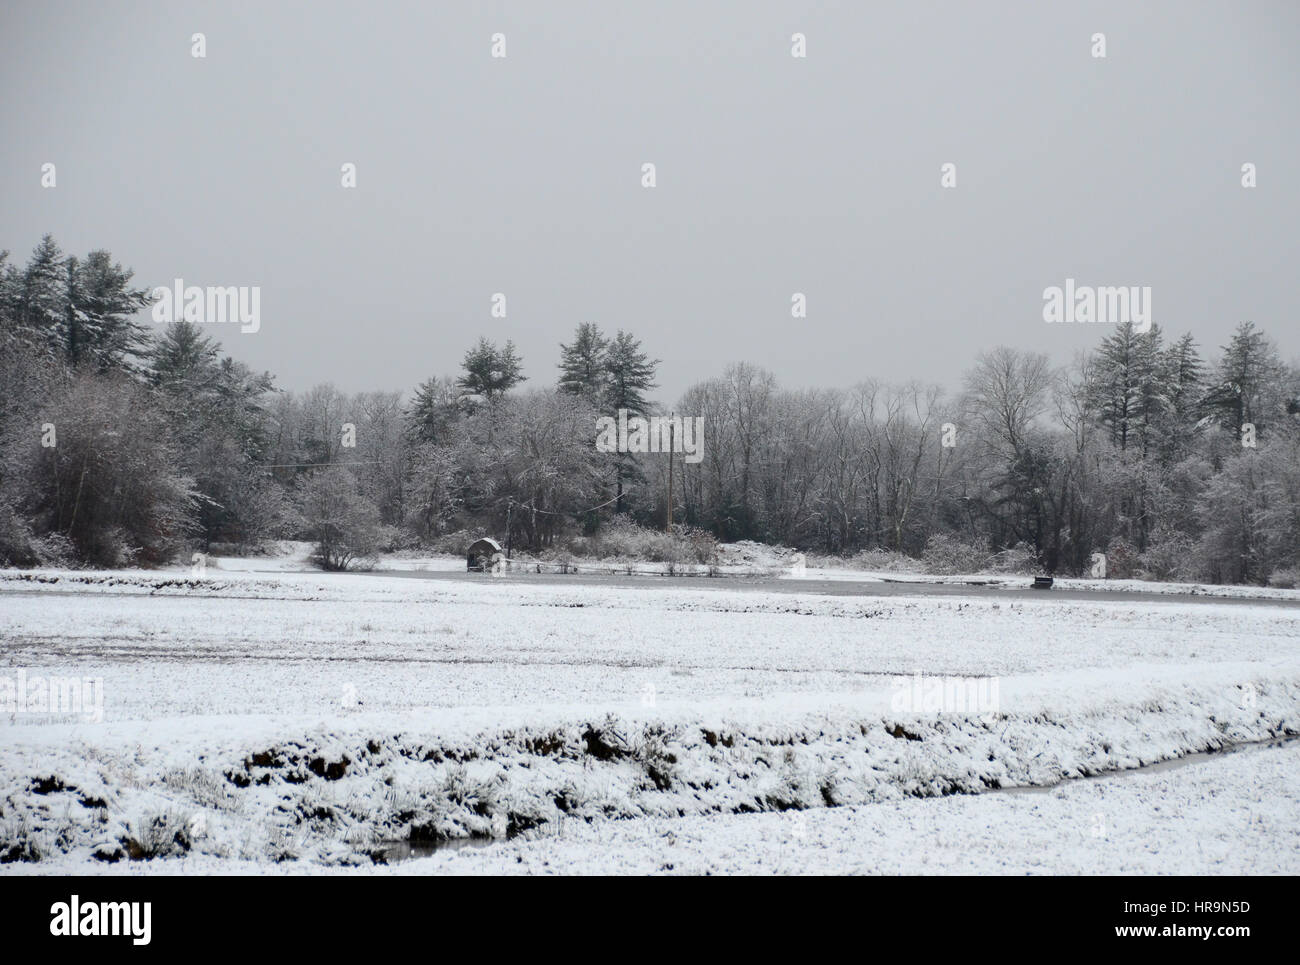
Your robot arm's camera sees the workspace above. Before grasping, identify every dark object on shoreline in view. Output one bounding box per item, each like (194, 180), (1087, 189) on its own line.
(1032, 576), (1054, 590)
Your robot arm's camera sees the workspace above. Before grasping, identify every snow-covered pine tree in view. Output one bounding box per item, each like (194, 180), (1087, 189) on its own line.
(456, 337), (526, 402)
(3, 237), (149, 371)
(557, 322), (609, 399)
(11, 235), (66, 357)
(603, 330), (658, 416)
(1131, 324), (1168, 458)
(602, 330), (659, 513)
(1086, 322), (1166, 455)
(65, 249), (151, 371)
(1157, 331), (1205, 463)
(1201, 321), (1286, 440)
(405, 375), (460, 444)
(149, 320), (222, 398)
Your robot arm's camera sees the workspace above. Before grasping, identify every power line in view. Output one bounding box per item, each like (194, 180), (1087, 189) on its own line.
(510, 489), (630, 517)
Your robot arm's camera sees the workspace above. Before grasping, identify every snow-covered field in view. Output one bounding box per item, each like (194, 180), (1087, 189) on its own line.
(2, 565), (1298, 874)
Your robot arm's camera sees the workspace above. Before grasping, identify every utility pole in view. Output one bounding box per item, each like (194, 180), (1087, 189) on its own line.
(666, 412), (674, 533)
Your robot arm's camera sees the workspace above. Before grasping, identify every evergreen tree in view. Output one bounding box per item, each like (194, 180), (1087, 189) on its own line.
(1201, 321), (1285, 438)
(65, 249), (151, 371)
(1157, 332), (1205, 462)
(149, 321), (276, 545)
(1086, 322), (1164, 454)
(1086, 325), (1149, 452)
(2, 237), (149, 370)
(557, 322), (609, 398)
(457, 337), (526, 401)
(12, 235), (66, 356)
(1131, 324), (1168, 458)
(603, 330), (658, 416)
(405, 375), (460, 444)
(600, 330), (658, 512)
(149, 320), (222, 397)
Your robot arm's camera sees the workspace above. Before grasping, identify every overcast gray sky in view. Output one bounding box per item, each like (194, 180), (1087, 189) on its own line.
(3, 0), (1297, 403)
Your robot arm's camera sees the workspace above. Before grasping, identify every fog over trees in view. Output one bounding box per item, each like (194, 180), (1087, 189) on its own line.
(3, 235), (1298, 584)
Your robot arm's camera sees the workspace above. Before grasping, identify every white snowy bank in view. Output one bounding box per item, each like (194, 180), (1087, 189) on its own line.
(2, 670), (1295, 868)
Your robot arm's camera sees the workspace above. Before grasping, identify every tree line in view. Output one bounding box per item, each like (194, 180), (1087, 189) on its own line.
(2, 234), (1298, 584)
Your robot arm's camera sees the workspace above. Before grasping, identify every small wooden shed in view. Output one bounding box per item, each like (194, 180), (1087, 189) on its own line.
(466, 537), (504, 573)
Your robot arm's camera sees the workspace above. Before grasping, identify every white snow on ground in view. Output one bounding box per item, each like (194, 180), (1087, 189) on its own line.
(400, 740), (1300, 875)
(154, 538), (1300, 600)
(10, 739), (1299, 876)
(184, 541), (466, 575)
(186, 538), (1300, 601)
(1, 567), (1298, 872)
(190, 540), (317, 573)
(5, 568), (1300, 716)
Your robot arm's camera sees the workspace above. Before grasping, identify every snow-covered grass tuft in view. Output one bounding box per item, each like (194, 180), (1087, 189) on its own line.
(3, 673), (1297, 869)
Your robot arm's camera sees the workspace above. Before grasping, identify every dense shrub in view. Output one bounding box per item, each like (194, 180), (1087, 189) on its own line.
(1268, 567), (1300, 589)
(561, 516), (718, 564)
(0, 502), (75, 567)
(804, 548), (922, 573)
(986, 542), (1039, 575)
(1138, 529), (1200, 582)
(921, 534), (988, 575)
(1102, 538), (1140, 580)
